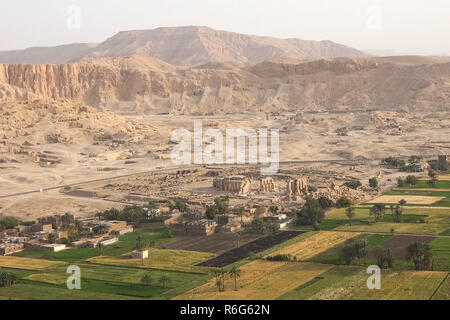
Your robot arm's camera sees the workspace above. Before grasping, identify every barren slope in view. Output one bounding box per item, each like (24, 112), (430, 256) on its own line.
(0, 26), (367, 66)
(1, 56), (450, 114)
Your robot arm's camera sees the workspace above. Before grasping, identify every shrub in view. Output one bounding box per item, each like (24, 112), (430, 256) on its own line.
(343, 181), (362, 190)
(318, 197), (334, 209)
(405, 175), (418, 186)
(267, 254), (295, 261)
(336, 197), (352, 208)
(369, 177), (379, 188)
(295, 197), (325, 226)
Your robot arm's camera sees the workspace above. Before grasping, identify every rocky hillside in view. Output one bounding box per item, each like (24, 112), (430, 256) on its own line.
(0, 26), (367, 66)
(1, 56), (450, 114)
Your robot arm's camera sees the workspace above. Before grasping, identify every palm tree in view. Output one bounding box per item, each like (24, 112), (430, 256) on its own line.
(158, 276), (172, 289)
(0, 272), (18, 287)
(406, 242), (433, 270)
(97, 242), (105, 256)
(370, 204), (385, 222)
(346, 207), (355, 226)
(394, 205), (403, 223)
(136, 235), (145, 251)
(228, 267), (242, 291)
(389, 205), (395, 217)
(236, 206), (246, 223)
(141, 274), (152, 286)
(233, 233), (241, 249)
(399, 199), (407, 212)
(212, 270), (227, 292)
(269, 206), (279, 215)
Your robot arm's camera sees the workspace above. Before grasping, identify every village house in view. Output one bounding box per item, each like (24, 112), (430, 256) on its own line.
(0, 243), (24, 255)
(184, 219), (218, 236)
(23, 242), (66, 252)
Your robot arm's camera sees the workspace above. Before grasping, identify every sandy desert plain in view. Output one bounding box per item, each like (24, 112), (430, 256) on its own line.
(0, 27), (450, 300)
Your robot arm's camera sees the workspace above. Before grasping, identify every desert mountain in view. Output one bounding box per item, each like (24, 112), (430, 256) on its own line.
(0, 26), (367, 66)
(1, 55), (450, 114)
(0, 43), (97, 65)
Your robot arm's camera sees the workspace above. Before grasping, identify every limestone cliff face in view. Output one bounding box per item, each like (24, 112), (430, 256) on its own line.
(1, 56), (450, 114)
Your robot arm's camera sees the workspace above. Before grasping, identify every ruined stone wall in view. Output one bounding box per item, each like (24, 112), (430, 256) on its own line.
(213, 177), (252, 195)
(260, 177), (275, 192)
(286, 178), (308, 201)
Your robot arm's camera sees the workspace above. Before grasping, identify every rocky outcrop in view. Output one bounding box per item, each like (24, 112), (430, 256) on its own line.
(1, 56), (450, 114)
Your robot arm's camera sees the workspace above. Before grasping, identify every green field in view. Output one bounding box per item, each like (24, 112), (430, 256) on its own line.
(1, 173), (449, 300)
(0, 227), (213, 300)
(278, 265), (449, 300)
(21, 263), (209, 299)
(278, 265), (365, 300)
(14, 228), (172, 263)
(306, 234), (393, 265)
(310, 206), (450, 235)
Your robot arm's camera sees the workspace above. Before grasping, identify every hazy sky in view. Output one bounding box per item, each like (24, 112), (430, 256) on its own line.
(1, 0), (450, 55)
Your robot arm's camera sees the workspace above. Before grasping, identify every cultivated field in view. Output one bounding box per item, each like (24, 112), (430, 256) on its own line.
(325, 206), (450, 235)
(198, 231), (305, 268)
(278, 266), (367, 300)
(25, 273), (67, 285)
(88, 248), (216, 273)
(174, 260), (333, 300)
(270, 231), (360, 261)
(165, 232), (261, 254)
(0, 256), (65, 271)
(349, 270), (448, 300)
(367, 235), (435, 260)
(279, 266), (449, 300)
(367, 195), (445, 205)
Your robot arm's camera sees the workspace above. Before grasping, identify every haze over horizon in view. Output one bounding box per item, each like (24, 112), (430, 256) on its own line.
(1, 0), (450, 56)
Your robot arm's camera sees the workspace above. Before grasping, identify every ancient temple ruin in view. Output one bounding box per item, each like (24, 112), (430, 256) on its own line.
(260, 177), (275, 192)
(285, 178), (307, 201)
(213, 176), (252, 195)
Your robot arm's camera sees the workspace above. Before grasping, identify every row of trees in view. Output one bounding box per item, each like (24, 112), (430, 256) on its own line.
(96, 200), (184, 224)
(0, 272), (18, 287)
(213, 267), (242, 292)
(406, 242), (433, 270)
(397, 175), (418, 187)
(427, 170), (439, 188)
(141, 274), (172, 289)
(318, 196), (352, 210)
(205, 197), (230, 220)
(0, 217), (20, 231)
(295, 196), (353, 228)
(250, 219), (279, 235)
(343, 178), (378, 190)
(345, 199), (407, 226)
(340, 238), (433, 271)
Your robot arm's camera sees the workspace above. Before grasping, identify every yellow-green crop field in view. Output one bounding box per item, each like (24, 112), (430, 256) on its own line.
(174, 260), (333, 300)
(88, 248), (216, 273)
(0, 256), (66, 271)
